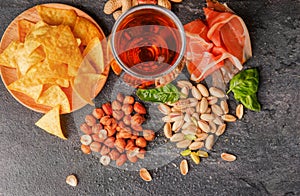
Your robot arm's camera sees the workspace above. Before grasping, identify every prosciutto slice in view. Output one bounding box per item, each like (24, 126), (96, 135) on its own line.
(184, 2), (252, 82)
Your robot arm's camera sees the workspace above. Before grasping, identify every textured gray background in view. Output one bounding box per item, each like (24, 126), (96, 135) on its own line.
(0, 0), (300, 195)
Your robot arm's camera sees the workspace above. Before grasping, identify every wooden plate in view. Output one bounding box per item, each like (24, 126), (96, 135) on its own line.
(0, 3), (110, 114)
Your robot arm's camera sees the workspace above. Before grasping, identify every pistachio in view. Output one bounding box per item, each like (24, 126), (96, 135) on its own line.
(191, 86), (202, 100)
(172, 119), (184, 132)
(205, 134), (215, 150)
(158, 104), (171, 115)
(170, 133), (185, 142)
(196, 83), (209, 97)
(176, 140), (192, 148)
(222, 114), (237, 122)
(184, 113), (191, 123)
(198, 120), (210, 133)
(184, 134), (197, 141)
(66, 175), (78, 187)
(209, 121), (217, 133)
(190, 152), (200, 164)
(164, 122), (173, 138)
(213, 116), (223, 125)
(221, 153), (236, 162)
(209, 87), (225, 98)
(199, 97), (208, 114)
(139, 168), (152, 181)
(211, 104), (223, 116)
(180, 86), (189, 98)
(197, 150), (209, 158)
(189, 141), (204, 150)
(200, 114), (215, 122)
(182, 127), (197, 135)
(195, 132), (208, 141)
(236, 104), (244, 119)
(220, 100), (229, 114)
(177, 80), (193, 89)
(180, 149), (191, 156)
(216, 124), (226, 136)
(192, 113), (200, 121)
(207, 96), (218, 105)
(180, 160), (188, 175)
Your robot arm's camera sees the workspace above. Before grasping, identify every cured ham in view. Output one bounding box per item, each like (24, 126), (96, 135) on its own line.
(184, 1), (252, 82)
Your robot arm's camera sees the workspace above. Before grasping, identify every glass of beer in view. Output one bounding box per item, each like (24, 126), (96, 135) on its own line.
(110, 4), (186, 88)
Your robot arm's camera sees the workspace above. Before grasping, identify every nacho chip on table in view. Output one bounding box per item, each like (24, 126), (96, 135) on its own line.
(37, 84), (71, 114)
(36, 5), (77, 29)
(35, 105), (67, 140)
(73, 16), (102, 46)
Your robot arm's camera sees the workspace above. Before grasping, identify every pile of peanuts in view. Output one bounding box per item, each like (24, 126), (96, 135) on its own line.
(80, 93), (155, 166)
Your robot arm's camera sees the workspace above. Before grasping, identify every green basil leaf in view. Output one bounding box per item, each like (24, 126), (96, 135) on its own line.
(228, 68), (261, 112)
(237, 94), (261, 112)
(228, 68), (259, 95)
(136, 83), (180, 103)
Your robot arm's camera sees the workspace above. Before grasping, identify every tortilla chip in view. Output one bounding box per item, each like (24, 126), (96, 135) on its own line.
(71, 73), (105, 105)
(18, 19), (35, 42)
(8, 78), (43, 101)
(37, 85), (71, 113)
(0, 41), (20, 68)
(36, 5), (77, 29)
(15, 44), (45, 76)
(73, 16), (102, 46)
(35, 105), (67, 140)
(83, 37), (104, 73)
(77, 58), (97, 75)
(25, 61), (70, 87)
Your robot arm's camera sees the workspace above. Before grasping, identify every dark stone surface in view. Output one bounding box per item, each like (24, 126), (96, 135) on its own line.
(0, 0), (299, 195)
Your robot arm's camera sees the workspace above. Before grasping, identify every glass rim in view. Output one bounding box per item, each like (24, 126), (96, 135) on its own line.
(110, 4), (186, 80)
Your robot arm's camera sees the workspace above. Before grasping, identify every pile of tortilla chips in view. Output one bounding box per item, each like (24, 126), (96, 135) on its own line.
(0, 5), (106, 139)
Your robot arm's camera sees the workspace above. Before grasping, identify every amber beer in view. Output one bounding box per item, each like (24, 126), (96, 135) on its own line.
(111, 5), (186, 87)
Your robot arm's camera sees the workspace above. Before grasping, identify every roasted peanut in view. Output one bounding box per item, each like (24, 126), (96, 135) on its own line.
(109, 149), (121, 160)
(90, 142), (102, 152)
(123, 115), (131, 125)
(100, 145), (110, 155)
(135, 137), (147, 148)
(112, 100), (122, 111)
(85, 115), (96, 126)
(134, 102), (146, 114)
(115, 138), (126, 150)
(105, 126), (116, 137)
(92, 108), (104, 119)
(92, 123), (102, 133)
(80, 123), (92, 135)
(92, 134), (105, 143)
(116, 154), (127, 166)
(112, 110), (124, 121)
(123, 96), (134, 104)
(131, 114), (145, 125)
(116, 92), (124, 103)
(143, 130), (155, 141)
(104, 137), (116, 148)
(125, 139), (135, 151)
(122, 104), (133, 115)
(102, 103), (113, 116)
(81, 144), (91, 154)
